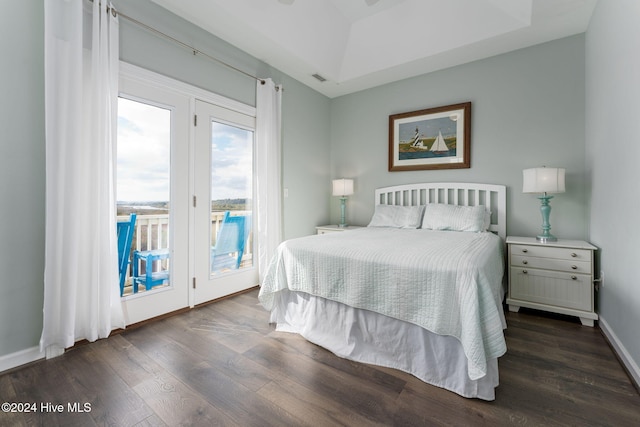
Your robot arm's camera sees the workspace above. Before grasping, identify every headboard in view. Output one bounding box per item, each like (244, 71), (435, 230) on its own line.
(375, 182), (507, 240)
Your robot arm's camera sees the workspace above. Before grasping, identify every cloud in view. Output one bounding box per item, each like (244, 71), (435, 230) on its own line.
(117, 97), (171, 202)
(210, 122), (253, 201)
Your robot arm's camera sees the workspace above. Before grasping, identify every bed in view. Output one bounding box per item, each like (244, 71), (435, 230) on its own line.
(259, 182), (507, 400)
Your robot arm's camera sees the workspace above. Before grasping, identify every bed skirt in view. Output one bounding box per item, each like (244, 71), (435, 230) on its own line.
(269, 289), (500, 401)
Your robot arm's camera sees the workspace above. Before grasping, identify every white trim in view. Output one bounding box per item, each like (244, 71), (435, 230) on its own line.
(0, 347), (44, 373)
(189, 95), (196, 309)
(119, 62), (256, 118)
(599, 316), (640, 389)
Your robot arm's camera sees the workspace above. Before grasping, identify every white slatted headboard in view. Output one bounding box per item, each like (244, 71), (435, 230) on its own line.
(375, 182), (507, 240)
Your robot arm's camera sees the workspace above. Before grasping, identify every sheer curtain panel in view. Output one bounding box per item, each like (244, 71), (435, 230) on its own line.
(41, 0), (124, 358)
(256, 79), (283, 283)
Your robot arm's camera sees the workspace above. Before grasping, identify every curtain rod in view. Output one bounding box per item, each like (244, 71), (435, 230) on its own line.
(103, 3), (266, 85)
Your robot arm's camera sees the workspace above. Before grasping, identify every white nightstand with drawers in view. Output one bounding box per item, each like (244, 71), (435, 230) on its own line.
(315, 225), (363, 235)
(506, 236), (598, 327)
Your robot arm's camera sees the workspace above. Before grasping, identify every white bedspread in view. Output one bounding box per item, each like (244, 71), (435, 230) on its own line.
(259, 228), (507, 380)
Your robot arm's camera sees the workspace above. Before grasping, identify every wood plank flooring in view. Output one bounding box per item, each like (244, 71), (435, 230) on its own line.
(1, 289), (639, 426)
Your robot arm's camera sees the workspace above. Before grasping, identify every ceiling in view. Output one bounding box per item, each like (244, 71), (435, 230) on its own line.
(150, 0), (597, 98)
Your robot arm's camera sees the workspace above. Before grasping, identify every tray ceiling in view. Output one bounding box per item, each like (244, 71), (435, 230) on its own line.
(150, 0), (597, 98)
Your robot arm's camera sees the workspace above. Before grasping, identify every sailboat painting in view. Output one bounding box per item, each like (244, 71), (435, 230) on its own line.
(389, 102), (471, 171)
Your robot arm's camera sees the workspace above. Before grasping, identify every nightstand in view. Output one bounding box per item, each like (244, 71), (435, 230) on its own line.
(506, 236), (598, 327)
(315, 225), (363, 235)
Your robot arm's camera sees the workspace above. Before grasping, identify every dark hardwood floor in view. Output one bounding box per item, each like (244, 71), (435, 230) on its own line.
(1, 289), (639, 426)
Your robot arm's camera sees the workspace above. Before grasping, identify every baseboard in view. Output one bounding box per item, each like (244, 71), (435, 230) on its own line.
(0, 346), (44, 373)
(599, 316), (640, 390)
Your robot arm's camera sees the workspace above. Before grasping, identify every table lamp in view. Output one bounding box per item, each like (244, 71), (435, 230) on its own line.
(523, 167), (565, 242)
(332, 179), (354, 228)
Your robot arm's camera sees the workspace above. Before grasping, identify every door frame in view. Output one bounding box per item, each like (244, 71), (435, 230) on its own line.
(192, 99), (258, 305)
(117, 72), (190, 325)
(119, 62), (257, 319)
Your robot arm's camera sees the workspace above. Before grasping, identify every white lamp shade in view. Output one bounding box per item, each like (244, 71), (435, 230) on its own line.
(332, 179), (354, 196)
(523, 167), (566, 194)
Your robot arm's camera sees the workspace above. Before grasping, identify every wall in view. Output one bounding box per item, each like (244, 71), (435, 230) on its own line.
(586, 0), (640, 383)
(330, 35), (587, 240)
(0, 0), (330, 363)
(0, 1), (46, 361)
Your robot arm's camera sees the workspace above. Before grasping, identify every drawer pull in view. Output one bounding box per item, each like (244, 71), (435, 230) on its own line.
(522, 270), (528, 274)
(571, 265), (578, 270)
(522, 260), (528, 265)
(571, 253), (577, 258)
(522, 248), (528, 253)
(571, 275), (577, 280)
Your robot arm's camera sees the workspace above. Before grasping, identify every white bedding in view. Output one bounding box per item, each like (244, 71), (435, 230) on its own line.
(270, 290), (501, 400)
(259, 227), (507, 382)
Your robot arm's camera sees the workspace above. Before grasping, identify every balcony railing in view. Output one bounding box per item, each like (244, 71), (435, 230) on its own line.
(117, 211), (253, 295)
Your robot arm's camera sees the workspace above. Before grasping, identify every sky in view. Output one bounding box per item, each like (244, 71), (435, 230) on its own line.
(117, 97), (253, 203)
(210, 122), (253, 201)
(117, 97), (171, 202)
(398, 112), (460, 142)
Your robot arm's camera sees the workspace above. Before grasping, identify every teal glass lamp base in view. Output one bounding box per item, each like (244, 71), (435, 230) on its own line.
(537, 234), (557, 243)
(338, 197), (348, 228)
(536, 194), (557, 242)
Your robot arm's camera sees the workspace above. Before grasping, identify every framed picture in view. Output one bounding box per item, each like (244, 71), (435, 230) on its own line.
(389, 102), (471, 171)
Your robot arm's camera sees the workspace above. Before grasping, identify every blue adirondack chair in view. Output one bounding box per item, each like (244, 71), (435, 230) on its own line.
(117, 213), (137, 296)
(211, 211), (251, 273)
(132, 247), (170, 293)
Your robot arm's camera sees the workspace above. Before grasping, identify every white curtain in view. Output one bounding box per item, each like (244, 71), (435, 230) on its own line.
(41, 0), (124, 358)
(255, 79), (283, 283)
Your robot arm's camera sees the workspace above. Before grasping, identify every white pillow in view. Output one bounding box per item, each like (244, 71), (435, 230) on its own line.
(421, 204), (487, 232)
(368, 205), (424, 228)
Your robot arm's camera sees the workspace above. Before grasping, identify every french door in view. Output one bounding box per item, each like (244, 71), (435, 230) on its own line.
(117, 73), (190, 325)
(117, 65), (258, 323)
(193, 100), (258, 305)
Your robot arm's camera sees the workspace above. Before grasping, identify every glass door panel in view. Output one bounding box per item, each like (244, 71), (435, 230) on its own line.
(117, 97), (172, 295)
(209, 121), (254, 276)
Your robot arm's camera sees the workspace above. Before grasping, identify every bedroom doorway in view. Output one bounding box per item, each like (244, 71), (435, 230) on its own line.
(193, 100), (258, 304)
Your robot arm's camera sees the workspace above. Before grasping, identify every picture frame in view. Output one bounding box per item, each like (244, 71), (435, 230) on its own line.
(389, 102), (471, 171)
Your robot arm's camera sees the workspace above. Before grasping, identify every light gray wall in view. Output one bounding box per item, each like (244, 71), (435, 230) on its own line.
(0, 0), (330, 360)
(586, 0), (640, 377)
(0, 1), (45, 358)
(330, 35), (587, 240)
(280, 81), (332, 238)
